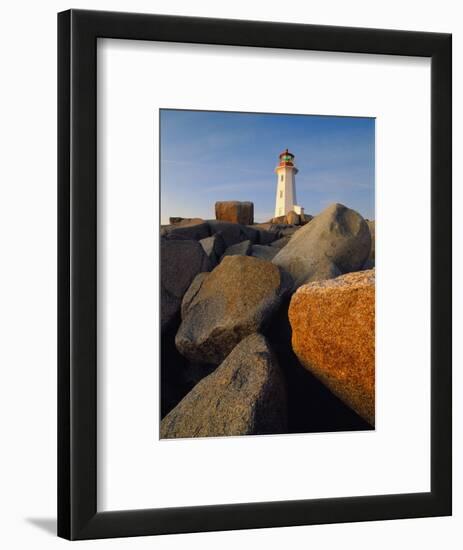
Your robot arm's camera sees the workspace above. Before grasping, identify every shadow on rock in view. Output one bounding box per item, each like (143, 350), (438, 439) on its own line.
(161, 311), (217, 419)
(267, 296), (372, 433)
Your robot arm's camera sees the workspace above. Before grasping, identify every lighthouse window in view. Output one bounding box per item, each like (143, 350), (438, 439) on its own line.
(279, 190), (283, 198)
(280, 174), (284, 182)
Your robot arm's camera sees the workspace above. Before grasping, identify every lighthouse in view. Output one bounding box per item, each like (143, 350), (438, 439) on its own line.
(274, 149), (304, 218)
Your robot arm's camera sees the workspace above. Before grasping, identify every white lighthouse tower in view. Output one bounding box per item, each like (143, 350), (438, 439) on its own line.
(274, 149), (304, 218)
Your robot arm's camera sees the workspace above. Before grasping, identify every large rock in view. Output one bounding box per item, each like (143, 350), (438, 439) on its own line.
(181, 272), (209, 319)
(161, 218), (210, 241)
(161, 334), (287, 438)
(199, 234), (226, 267)
(222, 240), (252, 258)
(251, 244), (278, 261)
(161, 238), (210, 331)
(270, 236), (291, 249)
(273, 203), (371, 288)
(252, 222), (278, 232)
(277, 226), (300, 238)
(261, 222), (294, 236)
(363, 220), (375, 269)
(288, 269), (375, 426)
(176, 255), (292, 364)
(207, 220), (258, 247)
(215, 201), (254, 225)
(251, 226), (278, 245)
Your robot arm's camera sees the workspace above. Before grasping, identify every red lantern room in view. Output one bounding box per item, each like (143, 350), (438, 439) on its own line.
(278, 148), (295, 168)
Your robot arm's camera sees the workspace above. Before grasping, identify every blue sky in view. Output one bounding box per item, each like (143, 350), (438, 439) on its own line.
(160, 109), (375, 224)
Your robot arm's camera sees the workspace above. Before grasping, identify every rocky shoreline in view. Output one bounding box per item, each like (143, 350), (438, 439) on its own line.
(160, 201), (375, 438)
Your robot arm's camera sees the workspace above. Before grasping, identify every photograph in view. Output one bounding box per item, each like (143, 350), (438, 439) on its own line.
(159, 109), (375, 438)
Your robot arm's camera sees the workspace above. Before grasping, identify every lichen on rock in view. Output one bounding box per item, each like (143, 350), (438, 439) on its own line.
(288, 269), (375, 426)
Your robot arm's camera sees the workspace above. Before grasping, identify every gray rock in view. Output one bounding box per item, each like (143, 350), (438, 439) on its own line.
(257, 230), (278, 245)
(207, 220), (258, 247)
(215, 201), (254, 225)
(222, 240), (252, 258)
(272, 203), (371, 288)
(278, 226), (300, 237)
(161, 334), (287, 438)
(252, 222), (274, 231)
(270, 236), (291, 249)
(161, 239), (211, 331)
(260, 223), (287, 235)
(249, 225), (279, 245)
(161, 219), (210, 241)
(251, 244), (279, 261)
(181, 272), (209, 319)
(307, 261), (342, 281)
(199, 233), (226, 267)
(241, 225), (260, 243)
(176, 255), (293, 364)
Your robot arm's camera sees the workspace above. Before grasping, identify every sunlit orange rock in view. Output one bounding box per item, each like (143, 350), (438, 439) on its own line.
(215, 201), (254, 225)
(288, 269), (375, 426)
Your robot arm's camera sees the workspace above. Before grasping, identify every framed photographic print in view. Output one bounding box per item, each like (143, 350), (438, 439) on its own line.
(58, 9), (452, 540)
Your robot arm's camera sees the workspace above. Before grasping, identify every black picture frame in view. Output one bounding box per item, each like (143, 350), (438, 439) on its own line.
(58, 9), (452, 540)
